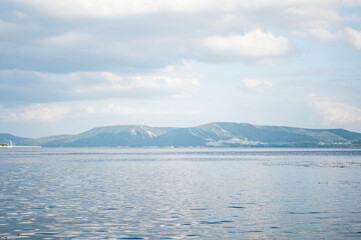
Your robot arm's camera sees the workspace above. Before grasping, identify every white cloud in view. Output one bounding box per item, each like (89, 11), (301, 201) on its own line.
(14, 0), (231, 18)
(116, 61), (199, 97)
(307, 29), (339, 41)
(1, 104), (70, 123)
(133, 74), (198, 93)
(293, 27), (361, 50)
(309, 94), (361, 124)
(13, 0), (361, 19)
(222, 14), (238, 23)
(282, 7), (341, 29)
(0, 62), (199, 104)
(234, 0), (361, 9)
(84, 106), (95, 114)
(202, 29), (294, 59)
(242, 78), (273, 93)
(5, 0), (360, 70)
(342, 14), (361, 23)
(12, 10), (27, 18)
(342, 27), (361, 50)
(41, 32), (97, 47)
(101, 104), (148, 115)
(158, 110), (200, 115)
(83, 104), (200, 117)
(102, 72), (123, 83)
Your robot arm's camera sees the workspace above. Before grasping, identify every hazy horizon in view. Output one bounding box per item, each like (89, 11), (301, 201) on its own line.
(1, 1), (361, 138)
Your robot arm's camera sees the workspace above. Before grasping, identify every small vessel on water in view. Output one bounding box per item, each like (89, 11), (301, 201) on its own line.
(0, 140), (40, 148)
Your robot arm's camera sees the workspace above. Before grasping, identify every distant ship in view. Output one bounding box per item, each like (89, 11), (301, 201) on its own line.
(8, 140), (14, 148)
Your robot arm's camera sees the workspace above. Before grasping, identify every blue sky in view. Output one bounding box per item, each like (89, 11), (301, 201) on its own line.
(1, 0), (361, 137)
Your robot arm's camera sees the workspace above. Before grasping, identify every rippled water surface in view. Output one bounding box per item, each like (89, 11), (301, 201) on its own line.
(1, 148), (361, 239)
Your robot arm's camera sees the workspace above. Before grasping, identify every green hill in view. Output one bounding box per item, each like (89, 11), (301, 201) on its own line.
(4, 122), (361, 147)
(0, 133), (29, 146)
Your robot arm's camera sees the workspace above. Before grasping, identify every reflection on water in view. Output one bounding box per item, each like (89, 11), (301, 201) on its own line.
(0, 148), (361, 239)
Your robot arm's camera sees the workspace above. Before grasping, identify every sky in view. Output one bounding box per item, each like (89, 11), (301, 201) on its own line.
(1, 0), (361, 138)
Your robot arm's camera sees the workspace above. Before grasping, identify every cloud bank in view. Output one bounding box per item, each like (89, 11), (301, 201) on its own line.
(12, 0), (361, 19)
(1, 104), (70, 123)
(0, 0), (360, 134)
(2, 0), (358, 72)
(310, 94), (361, 124)
(202, 29), (294, 61)
(0, 62), (199, 105)
(242, 78), (273, 93)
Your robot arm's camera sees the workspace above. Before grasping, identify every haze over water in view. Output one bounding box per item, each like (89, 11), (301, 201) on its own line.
(1, 148), (361, 239)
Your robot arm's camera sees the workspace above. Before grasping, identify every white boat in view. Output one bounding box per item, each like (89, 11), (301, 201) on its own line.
(8, 140), (13, 148)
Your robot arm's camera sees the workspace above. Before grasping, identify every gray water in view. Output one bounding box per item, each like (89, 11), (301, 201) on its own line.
(0, 148), (361, 239)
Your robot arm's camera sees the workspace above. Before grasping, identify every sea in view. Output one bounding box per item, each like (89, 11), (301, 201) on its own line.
(0, 147), (361, 239)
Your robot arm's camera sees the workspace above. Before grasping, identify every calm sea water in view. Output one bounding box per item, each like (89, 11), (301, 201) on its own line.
(0, 148), (361, 239)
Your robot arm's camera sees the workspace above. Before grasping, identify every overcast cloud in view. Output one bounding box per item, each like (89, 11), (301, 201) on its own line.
(1, 0), (361, 137)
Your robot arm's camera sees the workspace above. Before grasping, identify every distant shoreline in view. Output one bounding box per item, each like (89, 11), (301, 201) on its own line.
(1, 122), (361, 148)
(0, 146), (41, 148)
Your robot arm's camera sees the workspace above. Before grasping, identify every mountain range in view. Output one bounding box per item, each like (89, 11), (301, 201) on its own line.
(1, 122), (361, 148)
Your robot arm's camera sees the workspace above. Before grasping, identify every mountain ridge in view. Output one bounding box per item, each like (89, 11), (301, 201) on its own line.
(1, 122), (361, 148)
